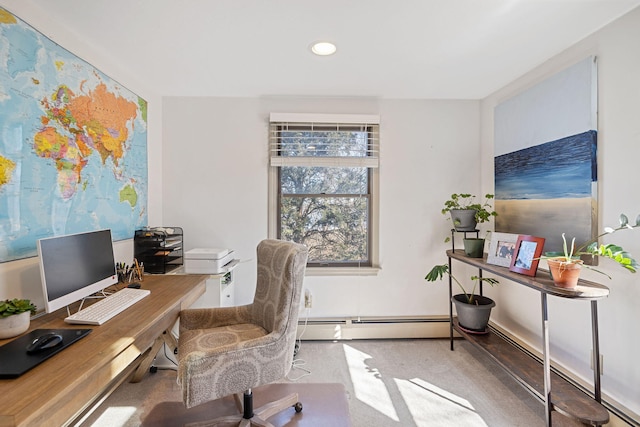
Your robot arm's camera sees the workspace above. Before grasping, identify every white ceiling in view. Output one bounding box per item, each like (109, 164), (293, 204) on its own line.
(6, 0), (640, 99)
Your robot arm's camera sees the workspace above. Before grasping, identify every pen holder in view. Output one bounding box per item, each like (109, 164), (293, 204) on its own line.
(117, 267), (128, 284)
(117, 263), (144, 283)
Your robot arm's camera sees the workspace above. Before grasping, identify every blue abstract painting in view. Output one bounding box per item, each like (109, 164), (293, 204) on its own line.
(496, 131), (596, 200)
(494, 131), (597, 253)
(494, 57), (597, 255)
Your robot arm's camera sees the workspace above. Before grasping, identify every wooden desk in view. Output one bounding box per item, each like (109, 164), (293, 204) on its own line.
(0, 274), (207, 427)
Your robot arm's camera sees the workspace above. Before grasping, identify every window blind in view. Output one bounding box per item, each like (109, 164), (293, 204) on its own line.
(269, 113), (380, 168)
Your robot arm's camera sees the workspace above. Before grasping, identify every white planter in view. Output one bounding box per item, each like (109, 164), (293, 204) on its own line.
(0, 311), (31, 339)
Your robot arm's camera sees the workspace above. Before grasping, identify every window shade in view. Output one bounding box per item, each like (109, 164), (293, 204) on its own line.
(269, 113), (380, 168)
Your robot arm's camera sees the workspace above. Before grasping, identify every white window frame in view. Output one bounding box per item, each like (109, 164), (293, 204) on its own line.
(268, 113), (380, 276)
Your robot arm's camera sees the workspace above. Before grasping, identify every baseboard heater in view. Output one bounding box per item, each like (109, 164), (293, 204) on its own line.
(296, 316), (452, 340)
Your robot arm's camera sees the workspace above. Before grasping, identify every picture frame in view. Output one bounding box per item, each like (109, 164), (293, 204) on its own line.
(509, 235), (546, 276)
(486, 232), (519, 267)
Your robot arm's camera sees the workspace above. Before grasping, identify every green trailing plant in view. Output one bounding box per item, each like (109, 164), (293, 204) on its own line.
(0, 299), (37, 318)
(441, 193), (498, 224)
(545, 213), (640, 278)
(425, 264), (499, 305)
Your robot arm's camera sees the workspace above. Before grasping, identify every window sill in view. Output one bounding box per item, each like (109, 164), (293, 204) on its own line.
(305, 266), (380, 277)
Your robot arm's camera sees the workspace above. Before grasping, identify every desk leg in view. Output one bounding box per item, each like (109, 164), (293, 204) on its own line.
(162, 329), (179, 354)
(131, 335), (165, 383)
(130, 330), (180, 383)
(541, 293), (551, 427)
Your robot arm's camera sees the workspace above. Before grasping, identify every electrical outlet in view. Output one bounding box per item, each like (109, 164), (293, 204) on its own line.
(304, 289), (312, 308)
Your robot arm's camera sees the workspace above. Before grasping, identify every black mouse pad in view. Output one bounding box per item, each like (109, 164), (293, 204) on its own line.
(0, 328), (92, 379)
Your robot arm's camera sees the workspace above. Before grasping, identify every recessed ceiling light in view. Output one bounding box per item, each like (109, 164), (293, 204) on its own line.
(311, 41), (337, 56)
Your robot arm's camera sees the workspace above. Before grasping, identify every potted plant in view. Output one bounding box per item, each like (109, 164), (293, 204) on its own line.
(544, 213), (639, 289)
(460, 230), (492, 258)
(441, 193), (498, 232)
(0, 298), (37, 339)
(425, 264), (499, 332)
(441, 194), (497, 258)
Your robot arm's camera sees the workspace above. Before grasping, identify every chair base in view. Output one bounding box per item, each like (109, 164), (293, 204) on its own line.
(185, 391), (302, 427)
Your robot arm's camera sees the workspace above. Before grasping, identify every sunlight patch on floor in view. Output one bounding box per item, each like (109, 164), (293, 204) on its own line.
(402, 378), (489, 426)
(86, 406), (136, 427)
(342, 343), (399, 422)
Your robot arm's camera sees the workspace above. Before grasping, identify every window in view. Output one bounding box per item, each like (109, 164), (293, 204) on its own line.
(268, 113), (379, 271)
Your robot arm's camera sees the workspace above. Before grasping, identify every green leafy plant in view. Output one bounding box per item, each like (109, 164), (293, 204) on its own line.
(425, 264), (499, 305)
(0, 299), (37, 318)
(545, 213), (640, 278)
(441, 193), (498, 224)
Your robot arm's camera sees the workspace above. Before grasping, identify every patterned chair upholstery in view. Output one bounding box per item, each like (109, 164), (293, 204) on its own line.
(177, 239), (308, 426)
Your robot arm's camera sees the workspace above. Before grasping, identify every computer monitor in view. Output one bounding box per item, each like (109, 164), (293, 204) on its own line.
(37, 229), (118, 313)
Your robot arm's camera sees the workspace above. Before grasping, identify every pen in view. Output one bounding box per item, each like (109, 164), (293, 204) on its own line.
(134, 258), (141, 279)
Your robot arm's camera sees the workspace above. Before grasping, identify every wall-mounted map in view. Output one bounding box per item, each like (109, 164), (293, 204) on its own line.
(0, 8), (148, 262)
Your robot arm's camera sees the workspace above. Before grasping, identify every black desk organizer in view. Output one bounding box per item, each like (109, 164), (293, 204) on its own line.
(134, 226), (184, 274)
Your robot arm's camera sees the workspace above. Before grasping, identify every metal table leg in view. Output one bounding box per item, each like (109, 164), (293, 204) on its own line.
(541, 293), (551, 426)
(449, 256), (454, 351)
(591, 300), (602, 403)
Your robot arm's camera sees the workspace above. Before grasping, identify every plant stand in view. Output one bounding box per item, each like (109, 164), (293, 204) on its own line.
(446, 249), (609, 426)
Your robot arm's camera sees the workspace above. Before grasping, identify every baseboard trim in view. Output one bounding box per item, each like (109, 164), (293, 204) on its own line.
(296, 315), (453, 340)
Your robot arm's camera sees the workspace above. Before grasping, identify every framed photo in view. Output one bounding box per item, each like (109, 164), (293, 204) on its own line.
(487, 232), (519, 267)
(509, 235), (546, 276)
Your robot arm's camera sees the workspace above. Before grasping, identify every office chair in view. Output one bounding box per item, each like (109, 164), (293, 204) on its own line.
(177, 239), (308, 427)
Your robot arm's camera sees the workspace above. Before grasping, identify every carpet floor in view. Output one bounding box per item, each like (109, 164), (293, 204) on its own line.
(79, 339), (546, 427)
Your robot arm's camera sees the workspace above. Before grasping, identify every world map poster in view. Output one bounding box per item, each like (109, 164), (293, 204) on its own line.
(0, 8), (148, 262)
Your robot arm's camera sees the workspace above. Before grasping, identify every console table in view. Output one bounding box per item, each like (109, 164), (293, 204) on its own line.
(447, 249), (609, 426)
(0, 274), (207, 427)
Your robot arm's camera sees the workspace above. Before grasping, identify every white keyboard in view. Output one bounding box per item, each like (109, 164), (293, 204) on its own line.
(65, 288), (151, 325)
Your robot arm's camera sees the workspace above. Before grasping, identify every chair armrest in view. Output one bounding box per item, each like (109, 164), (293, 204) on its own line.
(180, 305), (252, 330)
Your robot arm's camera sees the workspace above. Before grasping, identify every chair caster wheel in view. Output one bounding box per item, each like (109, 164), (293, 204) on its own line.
(150, 366), (158, 373)
(294, 402), (303, 413)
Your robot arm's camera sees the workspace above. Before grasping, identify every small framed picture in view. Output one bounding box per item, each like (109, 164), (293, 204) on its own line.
(509, 235), (546, 276)
(486, 232), (519, 267)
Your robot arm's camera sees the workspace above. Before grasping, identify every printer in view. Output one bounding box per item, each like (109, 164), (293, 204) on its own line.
(184, 248), (235, 274)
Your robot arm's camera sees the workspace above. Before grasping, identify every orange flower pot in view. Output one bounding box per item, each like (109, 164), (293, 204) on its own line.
(547, 258), (583, 289)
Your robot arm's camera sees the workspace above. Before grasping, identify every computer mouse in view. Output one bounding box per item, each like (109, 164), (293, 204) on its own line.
(26, 333), (63, 354)
(127, 282), (141, 289)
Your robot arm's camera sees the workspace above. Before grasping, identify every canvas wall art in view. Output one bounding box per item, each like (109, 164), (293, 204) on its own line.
(493, 56), (597, 255)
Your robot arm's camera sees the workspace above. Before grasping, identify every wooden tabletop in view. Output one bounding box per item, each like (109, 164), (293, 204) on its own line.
(0, 274), (207, 427)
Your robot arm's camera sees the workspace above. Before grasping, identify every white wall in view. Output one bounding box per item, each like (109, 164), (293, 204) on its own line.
(162, 96), (482, 315)
(480, 6), (640, 418)
(0, 1), (164, 307)
(0, 2), (484, 320)
(4, 0), (638, 421)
